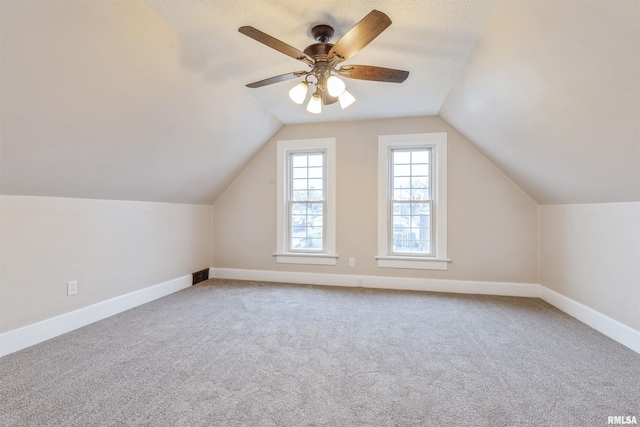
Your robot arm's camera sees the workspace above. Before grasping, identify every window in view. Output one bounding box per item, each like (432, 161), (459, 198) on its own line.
(377, 133), (449, 270)
(390, 148), (433, 256)
(275, 138), (337, 265)
(289, 152), (325, 252)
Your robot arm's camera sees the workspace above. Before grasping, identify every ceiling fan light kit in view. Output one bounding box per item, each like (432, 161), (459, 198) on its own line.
(239, 10), (409, 114)
(326, 75), (346, 97)
(306, 92), (323, 114)
(338, 89), (356, 109)
(288, 81), (309, 104)
(291, 72), (350, 114)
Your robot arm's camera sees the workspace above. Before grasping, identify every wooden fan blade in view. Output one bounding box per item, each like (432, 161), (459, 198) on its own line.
(246, 71), (306, 88)
(338, 65), (409, 83)
(239, 26), (314, 65)
(328, 10), (392, 63)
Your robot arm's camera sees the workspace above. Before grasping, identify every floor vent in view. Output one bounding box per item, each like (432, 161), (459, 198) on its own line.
(192, 269), (209, 285)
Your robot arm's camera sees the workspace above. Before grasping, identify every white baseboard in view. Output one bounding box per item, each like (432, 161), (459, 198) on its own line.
(539, 287), (640, 354)
(210, 267), (640, 354)
(4, 269), (637, 357)
(209, 268), (540, 297)
(0, 275), (192, 357)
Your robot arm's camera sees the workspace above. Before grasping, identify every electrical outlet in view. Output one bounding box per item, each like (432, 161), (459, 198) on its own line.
(67, 280), (78, 296)
(349, 258), (355, 267)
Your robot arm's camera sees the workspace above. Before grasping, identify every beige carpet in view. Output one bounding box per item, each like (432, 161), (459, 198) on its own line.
(1, 279), (639, 426)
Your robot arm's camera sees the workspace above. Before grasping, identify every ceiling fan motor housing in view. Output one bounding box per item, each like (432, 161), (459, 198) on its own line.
(311, 24), (334, 43)
(303, 42), (333, 63)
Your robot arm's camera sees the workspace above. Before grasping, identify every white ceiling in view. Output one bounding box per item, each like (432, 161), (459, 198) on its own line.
(1, 0), (638, 205)
(143, 0), (497, 124)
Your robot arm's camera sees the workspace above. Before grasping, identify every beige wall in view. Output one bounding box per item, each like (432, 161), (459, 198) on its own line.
(0, 196), (212, 333)
(213, 116), (539, 284)
(540, 202), (640, 331)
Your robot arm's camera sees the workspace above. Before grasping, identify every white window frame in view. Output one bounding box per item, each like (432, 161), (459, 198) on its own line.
(376, 133), (450, 270)
(275, 138), (337, 265)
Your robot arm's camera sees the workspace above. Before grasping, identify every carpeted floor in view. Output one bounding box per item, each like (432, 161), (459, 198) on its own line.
(1, 279), (639, 426)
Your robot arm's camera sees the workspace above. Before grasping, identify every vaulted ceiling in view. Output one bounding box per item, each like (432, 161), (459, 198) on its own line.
(441, 0), (639, 204)
(1, 0), (638, 205)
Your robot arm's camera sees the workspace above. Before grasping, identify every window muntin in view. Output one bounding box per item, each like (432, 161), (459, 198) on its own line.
(288, 152), (325, 252)
(390, 148), (433, 256)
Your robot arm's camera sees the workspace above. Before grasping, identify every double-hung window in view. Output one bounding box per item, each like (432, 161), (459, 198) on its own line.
(275, 138), (337, 265)
(289, 152), (325, 252)
(390, 148), (433, 255)
(377, 133), (449, 270)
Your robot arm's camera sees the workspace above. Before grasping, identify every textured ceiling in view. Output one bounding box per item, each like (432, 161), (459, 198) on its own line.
(143, 0), (497, 124)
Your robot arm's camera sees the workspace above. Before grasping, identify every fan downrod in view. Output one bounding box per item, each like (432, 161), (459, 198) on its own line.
(311, 25), (334, 43)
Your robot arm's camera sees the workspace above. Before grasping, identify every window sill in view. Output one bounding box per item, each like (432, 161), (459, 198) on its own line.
(273, 253), (338, 266)
(375, 255), (451, 270)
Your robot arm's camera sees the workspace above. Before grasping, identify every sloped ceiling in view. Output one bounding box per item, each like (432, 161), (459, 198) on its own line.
(1, 0), (638, 205)
(0, 0), (282, 204)
(441, 0), (640, 204)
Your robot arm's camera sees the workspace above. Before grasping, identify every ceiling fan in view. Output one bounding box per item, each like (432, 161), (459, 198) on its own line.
(238, 10), (409, 113)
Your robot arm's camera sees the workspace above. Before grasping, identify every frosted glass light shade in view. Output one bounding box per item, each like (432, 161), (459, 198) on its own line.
(307, 93), (322, 114)
(326, 76), (346, 97)
(288, 81), (309, 104)
(338, 90), (356, 109)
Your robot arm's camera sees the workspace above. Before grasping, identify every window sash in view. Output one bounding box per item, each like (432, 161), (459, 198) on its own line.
(389, 200), (434, 256)
(287, 151), (326, 253)
(288, 200), (325, 252)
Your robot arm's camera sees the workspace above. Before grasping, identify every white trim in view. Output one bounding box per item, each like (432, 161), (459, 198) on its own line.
(276, 138), (337, 263)
(375, 256), (452, 270)
(210, 267), (538, 297)
(273, 252), (338, 265)
(0, 275), (192, 357)
(209, 268), (640, 355)
(539, 286), (640, 354)
(377, 133), (448, 270)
